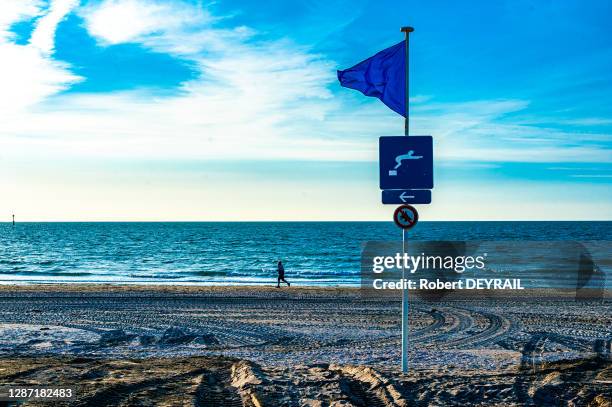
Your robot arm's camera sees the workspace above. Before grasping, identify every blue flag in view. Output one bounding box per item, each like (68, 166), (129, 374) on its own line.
(337, 41), (406, 117)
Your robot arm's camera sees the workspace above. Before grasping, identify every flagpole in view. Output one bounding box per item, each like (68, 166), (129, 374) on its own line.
(401, 26), (413, 137)
(400, 25), (414, 375)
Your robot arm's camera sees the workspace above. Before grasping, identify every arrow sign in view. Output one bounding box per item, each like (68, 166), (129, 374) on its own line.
(382, 189), (431, 204)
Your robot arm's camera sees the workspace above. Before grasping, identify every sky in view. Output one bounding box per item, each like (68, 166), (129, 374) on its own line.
(1, 0), (611, 221)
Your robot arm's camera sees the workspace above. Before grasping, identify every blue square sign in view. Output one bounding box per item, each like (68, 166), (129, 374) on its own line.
(379, 136), (433, 190)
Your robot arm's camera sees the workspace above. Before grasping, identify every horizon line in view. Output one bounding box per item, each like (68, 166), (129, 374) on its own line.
(3, 219), (611, 223)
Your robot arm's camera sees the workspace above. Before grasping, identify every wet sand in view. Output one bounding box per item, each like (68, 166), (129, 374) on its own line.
(0, 285), (610, 406)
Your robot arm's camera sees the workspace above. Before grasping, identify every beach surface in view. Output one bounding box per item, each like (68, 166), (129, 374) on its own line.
(0, 285), (610, 406)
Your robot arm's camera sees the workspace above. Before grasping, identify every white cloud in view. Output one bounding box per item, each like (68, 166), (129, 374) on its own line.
(0, 45), (79, 112)
(82, 0), (213, 46)
(29, 0), (79, 54)
(0, 0), (43, 40)
(411, 100), (611, 163)
(2, 0), (348, 161)
(0, 0), (81, 113)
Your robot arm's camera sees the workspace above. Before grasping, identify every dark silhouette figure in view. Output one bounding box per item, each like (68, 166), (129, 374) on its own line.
(276, 260), (290, 288)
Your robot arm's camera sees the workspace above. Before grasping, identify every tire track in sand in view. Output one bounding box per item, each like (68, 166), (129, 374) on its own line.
(440, 308), (512, 349)
(74, 376), (184, 406)
(332, 365), (408, 407)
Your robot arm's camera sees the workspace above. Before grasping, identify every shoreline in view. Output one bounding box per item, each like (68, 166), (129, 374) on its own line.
(0, 283), (608, 300)
(0, 283), (360, 294)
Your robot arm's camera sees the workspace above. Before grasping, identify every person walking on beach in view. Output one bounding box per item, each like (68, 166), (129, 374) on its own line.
(276, 260), (290, 288)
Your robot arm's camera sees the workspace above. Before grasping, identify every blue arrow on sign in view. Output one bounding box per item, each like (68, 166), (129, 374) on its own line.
(382, 189), (431, 204)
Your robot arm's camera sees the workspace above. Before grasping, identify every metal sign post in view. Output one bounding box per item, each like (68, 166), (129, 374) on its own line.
(402, 228), (409, 372)
(401, 25), (413, 374)
(393, 204), (418, 373)
(401, 26), (414, 137)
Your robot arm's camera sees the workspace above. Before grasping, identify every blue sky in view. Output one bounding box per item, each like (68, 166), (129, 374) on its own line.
(1, 0), (611, 220)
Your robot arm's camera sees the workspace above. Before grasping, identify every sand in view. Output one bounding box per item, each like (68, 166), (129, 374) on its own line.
(0, 285), (610, 406)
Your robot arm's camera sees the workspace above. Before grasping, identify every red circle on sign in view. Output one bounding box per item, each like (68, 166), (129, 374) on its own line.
(393, 204), (419, 230)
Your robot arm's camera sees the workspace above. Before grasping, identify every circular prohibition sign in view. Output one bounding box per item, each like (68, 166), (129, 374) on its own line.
(393, 204), (419, 230)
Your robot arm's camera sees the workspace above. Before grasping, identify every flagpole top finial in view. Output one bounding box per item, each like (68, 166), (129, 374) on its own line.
(401, 26), (414, 33)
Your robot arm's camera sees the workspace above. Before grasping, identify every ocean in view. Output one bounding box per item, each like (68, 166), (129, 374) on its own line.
(0, 222), (610, 285)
